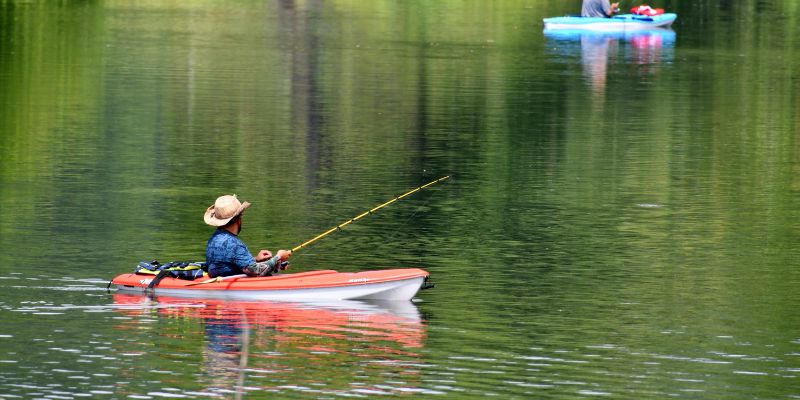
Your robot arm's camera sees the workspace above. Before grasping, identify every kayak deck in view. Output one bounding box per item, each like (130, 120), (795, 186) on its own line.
(111, 268), (430, 301)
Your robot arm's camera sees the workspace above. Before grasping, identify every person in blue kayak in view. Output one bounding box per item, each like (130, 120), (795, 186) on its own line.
(204, 194), (292, 278)
(582, 0), (620, 17)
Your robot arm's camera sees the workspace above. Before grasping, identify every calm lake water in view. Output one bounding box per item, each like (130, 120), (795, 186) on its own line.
(1, 1), (798, 398)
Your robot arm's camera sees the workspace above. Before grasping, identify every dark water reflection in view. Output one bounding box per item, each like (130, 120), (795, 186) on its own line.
(1, 0), (799, 398)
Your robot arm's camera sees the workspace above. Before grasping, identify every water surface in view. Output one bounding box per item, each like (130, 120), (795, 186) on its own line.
(0, 1), (798, 398)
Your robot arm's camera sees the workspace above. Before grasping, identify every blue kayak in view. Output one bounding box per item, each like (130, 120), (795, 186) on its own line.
(543, 13), (677, 32)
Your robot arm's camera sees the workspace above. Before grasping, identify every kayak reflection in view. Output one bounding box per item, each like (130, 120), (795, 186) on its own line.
(112, 294), (427, 396)
(545, 29), (675, 106)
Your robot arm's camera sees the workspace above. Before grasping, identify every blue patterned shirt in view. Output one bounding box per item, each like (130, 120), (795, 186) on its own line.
(581, 0), (613, 17)
(205, 229), (256, 278)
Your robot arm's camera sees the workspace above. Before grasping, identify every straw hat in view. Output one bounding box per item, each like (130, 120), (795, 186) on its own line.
(204, 194), (251, 226)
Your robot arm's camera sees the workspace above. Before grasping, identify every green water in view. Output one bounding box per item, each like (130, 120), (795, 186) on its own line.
(1, 1), (798, 398)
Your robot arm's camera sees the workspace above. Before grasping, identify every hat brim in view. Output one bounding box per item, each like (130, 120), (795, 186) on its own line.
(204, 201), (251, 227)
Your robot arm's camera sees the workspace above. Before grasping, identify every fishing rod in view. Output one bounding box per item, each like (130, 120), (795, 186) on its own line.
(291, 175), (450, 252)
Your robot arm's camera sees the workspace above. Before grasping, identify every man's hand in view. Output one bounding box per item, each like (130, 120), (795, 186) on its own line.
(611, 2), (620, 13)
(276, 250), (292, 261)
(256, 249), (273, 262)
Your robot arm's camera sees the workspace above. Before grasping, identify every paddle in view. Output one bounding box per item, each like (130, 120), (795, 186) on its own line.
(188, 175), (451, 286)
(185, 274), (246, 286)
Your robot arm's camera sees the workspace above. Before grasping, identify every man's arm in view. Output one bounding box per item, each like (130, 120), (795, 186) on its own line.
(608, 2), (620, 16)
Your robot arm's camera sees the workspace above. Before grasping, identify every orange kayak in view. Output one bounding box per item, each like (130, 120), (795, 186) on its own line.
(110, 268), (430, 301)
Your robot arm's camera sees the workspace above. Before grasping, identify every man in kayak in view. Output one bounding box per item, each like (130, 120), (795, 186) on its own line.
(204, 194), (292, 278)
(582, 0), (620, 17)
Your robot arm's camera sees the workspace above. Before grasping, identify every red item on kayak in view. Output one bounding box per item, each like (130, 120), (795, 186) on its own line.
(631, 5), (665, 16)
